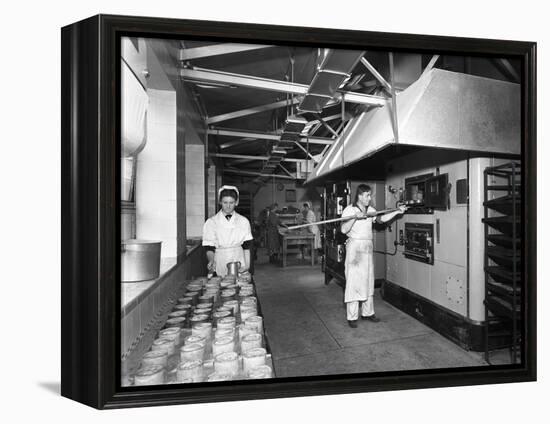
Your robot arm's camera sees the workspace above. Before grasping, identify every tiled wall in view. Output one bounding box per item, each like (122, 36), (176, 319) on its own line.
(136, 89), (177, 258)
(185, 144), (205, 237)
(207, 162), (217, 218)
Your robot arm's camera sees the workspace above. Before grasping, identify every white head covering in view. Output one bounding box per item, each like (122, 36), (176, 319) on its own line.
(218, 185), (240, 201)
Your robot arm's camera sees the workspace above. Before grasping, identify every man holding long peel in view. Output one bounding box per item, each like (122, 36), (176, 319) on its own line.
(340, 185), (407, 328)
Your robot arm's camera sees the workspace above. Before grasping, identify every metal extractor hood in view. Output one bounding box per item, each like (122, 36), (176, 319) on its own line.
(307, 68), (520, 183)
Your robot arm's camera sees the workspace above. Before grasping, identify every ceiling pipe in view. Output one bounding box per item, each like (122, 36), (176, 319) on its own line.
(224, 168), (297, 180)
(181, 66), (387, 107)
(206, 98), (301, 125)
(207, 128), (333, 145)
(179, 43), (273, 61)
(212, 153), (305, 163)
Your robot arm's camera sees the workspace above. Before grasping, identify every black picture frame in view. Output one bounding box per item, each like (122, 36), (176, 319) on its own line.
(61, 14), (537, 409)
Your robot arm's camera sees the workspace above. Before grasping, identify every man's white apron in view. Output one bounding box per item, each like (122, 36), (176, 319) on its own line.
(344, 238), (375, 303)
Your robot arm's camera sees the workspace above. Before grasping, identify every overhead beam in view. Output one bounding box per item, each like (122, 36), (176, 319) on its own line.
(294, 134), (335, 145)
(315, 114), (340, 138)
(302, 113), (348, 137)
(389, 52), (399, 143)
(337, 91), (386, 106)
(323, 113), (348, 122)
(209, 128), (279, 140)
(420, 55), (440, 79)
(214, 153), (268, 161)
(278, 163), (294, 178)
(219, 138), (257, 150)
(293, 140), (318, 163)
(181, 67), (387, 106)
(207, 128), (334, 145)
(180, 44), (272, 61)
(224, 168), (296, 180)
(308, 122), (322, 136)
(182, 67), (309, 95)
(280, 157), (305, 163)
(334, 120), (346, 135)
(225, 158), (256, 164)
(360, 57), (392, 91)
(206, 98), (300, 125)
(495, 58), (520, 83)
(211, 153), (304, 163)
(306, 113), (348, 127)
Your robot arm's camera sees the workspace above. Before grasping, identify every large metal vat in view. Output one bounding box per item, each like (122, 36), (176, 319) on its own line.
(121, 239), (162, 282)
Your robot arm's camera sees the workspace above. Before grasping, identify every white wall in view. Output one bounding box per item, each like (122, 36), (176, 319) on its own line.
(185, 144), (205, 237)
(136, 89), (178, 258)
(207, 162), (218, 217)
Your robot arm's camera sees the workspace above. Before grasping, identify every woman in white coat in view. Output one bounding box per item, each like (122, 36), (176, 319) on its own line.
(202, 185), (253, 277)
(340, 184), (406, 328)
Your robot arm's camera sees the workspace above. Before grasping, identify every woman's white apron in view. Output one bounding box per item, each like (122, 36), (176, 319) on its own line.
(214, 244), (245, 277)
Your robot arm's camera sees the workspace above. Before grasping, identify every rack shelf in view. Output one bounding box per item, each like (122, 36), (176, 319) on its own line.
(485, 184), (520, 191)
(485, 265), (520, 282)
(485, 297), (521, 319)
(487, 281), (521, 298)
(487, 234), (520, 248)
(483, 161), (522, 365)
(482, 216), (520, 225)
(484, 194), (521, 215)
(486, 247), (521, 266)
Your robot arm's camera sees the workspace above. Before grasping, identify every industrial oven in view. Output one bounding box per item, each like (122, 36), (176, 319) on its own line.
(381, 149), (515, 351)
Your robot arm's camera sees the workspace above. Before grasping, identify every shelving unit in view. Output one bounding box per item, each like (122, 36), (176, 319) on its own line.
(483, 162), (521, 364)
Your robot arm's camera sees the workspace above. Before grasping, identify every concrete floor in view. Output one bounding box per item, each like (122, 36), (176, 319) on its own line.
(253, 249), (494, 378)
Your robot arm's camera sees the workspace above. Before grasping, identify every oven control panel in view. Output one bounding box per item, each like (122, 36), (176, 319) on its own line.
(404, 223), (434, 264)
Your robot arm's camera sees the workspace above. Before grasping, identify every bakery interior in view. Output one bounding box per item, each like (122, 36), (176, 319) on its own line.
(120, 36), (522, 386)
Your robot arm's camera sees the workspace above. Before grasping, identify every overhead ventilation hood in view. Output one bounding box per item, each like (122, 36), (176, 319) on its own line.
(307, 68), (520, 183)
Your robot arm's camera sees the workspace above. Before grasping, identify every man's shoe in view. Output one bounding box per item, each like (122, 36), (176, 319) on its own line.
(347, 320), (358, 328)
(361, 314), (380, 323)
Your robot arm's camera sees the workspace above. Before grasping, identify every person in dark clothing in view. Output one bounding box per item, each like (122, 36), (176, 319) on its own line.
(257, 206), (270, 247)
(266, 203), (286, 262)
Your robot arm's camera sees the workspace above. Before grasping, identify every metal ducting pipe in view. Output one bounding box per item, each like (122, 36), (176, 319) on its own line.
(298, 49), (367, 114)
(122, 59), (149, 157)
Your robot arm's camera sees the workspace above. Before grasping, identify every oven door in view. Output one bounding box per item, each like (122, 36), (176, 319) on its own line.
(404, 223), (434, 264)
(425, 173), (449, 209)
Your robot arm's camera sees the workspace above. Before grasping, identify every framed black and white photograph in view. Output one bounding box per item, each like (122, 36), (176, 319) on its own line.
(61, 13), (536, 409)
